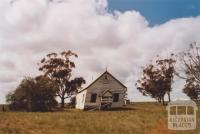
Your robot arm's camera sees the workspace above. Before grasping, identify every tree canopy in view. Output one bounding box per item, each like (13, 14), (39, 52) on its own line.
(6, 76), (58, 112)
(136, 55), (176, 105)
(39, 50), (85, 108)
(178, 42), (200, 101)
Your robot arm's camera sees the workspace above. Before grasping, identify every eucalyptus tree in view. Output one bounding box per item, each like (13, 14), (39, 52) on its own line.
(136, 55), (176, 105)
(39, 51), (85, 108)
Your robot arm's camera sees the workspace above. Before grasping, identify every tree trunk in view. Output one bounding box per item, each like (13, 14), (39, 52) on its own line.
(161, 97), (165, 105)
(61, 97), (65, 108)
(27, 96), (31, 112)
(158, 97), (161, 103)
(168, 92), (171, 102)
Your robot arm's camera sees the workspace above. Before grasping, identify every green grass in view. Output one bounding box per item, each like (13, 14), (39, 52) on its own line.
(0, 102), (199, 134)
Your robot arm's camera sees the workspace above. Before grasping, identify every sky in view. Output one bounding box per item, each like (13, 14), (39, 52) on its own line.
(0, 0), (200, 103)
(109, 0), (200, 25)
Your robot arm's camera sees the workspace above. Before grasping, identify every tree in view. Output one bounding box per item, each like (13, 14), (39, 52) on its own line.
(39, 51), (85, 108)
(178, 42), (200, 101)
(183, 81), (200, 101)
(6, 76), (58, 112)
(2, 105), (5, 112)
(136, 55), (176, 105)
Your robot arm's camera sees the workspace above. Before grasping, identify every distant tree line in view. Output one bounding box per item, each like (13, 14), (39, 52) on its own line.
(136, 42), (200, 105)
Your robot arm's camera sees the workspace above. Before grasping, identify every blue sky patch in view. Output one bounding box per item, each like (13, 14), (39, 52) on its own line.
(108, 0), (200, 26)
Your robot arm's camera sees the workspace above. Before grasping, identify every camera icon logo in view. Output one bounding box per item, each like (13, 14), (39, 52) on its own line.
(166, 100), (198, 130)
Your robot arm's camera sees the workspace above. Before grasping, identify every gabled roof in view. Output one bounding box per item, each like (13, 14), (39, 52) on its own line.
(78, 71), (127, 93)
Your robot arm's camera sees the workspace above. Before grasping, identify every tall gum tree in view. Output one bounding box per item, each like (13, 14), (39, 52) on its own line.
(39, 50), (85, 108)
(136, 55), (176, 105)
(177, 42), (200, 101)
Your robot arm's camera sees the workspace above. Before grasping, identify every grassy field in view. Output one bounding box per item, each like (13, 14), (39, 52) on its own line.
(0, 102), (199, 134)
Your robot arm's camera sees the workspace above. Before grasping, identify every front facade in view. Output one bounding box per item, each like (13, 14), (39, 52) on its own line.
(76, 71), (127, 110)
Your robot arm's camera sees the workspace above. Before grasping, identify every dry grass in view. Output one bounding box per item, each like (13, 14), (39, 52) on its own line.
(0, 102), (199, 134)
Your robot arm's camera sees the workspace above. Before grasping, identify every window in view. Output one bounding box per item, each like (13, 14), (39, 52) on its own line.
(90, 93), (97, 103)
(170, 106), (176, 115)
(178, 106), (186, 115)
(105, 75), (108, 80)
(113, 93), (119, 102)
(187, 106), (194, 115)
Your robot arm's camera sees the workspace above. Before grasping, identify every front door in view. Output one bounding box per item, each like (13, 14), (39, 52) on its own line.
(100, 90), (113, 109)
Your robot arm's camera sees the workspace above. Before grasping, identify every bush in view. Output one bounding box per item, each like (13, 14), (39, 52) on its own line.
(6, 76), (58, 112)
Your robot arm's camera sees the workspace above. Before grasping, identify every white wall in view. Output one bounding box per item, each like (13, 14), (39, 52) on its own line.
(75, 90), (87, 109)
(111, 93), (125, 108)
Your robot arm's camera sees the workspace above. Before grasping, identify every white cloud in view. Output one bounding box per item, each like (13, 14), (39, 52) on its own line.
(0, 0), (199, 103)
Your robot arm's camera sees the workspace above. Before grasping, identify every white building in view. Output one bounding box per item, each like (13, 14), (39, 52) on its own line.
(75, 71), (127, 110)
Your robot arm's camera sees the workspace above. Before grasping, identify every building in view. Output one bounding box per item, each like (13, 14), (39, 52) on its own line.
(75, 71), (127, 110)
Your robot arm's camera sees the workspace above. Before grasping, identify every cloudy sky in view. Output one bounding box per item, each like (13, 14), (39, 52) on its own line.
(0, 0), (200, 103)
